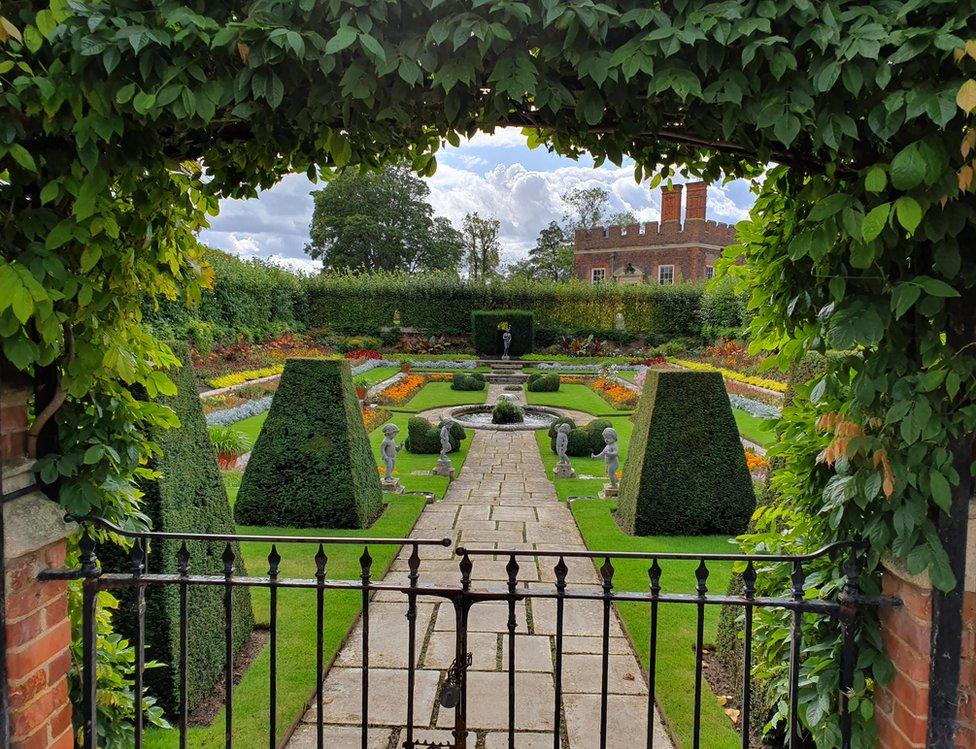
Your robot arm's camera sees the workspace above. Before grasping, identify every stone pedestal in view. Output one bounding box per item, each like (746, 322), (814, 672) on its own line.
(501, 354), (510, 361)
(554, 463), (577, 479)
(600, 484), (619, 498)
(433, 459), (455, 479)
(381, 478), (404, 494)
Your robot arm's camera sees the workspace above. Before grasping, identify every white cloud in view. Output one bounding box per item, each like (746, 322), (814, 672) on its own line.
(199, 137), (756, 267)
(266, 254), (322, 276)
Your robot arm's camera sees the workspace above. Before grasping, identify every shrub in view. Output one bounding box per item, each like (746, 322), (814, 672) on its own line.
(120, 342), (253, 716)
(548, 417), (611, 456)
(209, 425), (249, 457)
(471, 310), (535, 356)
(492, 399), (524, 424)
(405, 417), (466, 453)
(452, 372), (487, 391)
(338, 335), (382, 353)
(235, 359), (384, 528)
(526, 373), (560, 391)
(616, 370), (755, 535)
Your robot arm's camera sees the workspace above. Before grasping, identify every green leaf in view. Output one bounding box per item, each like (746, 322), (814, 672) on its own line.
(894, 196), (922, 235)
(8, 144), (36, 172)
(807, 193), (848, 221)
(917, 276), (959, 298)
(891, 283), (921, 319)
(864, 166), (886, 193)
(11, 287), (33, 324)
(861, 203), (889, 241)
(325, 26), (358, 54)
(266, 74), (284, 109)
(358, 33), (386, 61)
(889, 143), (926, 190)
(929, 470), (952, 512)
(2, 336), (37, 369)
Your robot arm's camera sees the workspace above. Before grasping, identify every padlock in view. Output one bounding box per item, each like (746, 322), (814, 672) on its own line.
(438, 681), (460, 709)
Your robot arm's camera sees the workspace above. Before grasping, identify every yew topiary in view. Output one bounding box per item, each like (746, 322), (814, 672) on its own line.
(235, 358), (383, 528)
(616, 370), (755, 536)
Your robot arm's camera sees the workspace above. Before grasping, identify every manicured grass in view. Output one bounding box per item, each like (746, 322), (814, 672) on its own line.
(617, 370), (637, 382)
(143, 494), (429, 749)
(570, 500), (741, 749)
(534, 417), (634, 501)
(391, 381), (489, 413)
(524, 383), (631, 417)
(366, 412), (473, 497)
(731, 407), (776, 448)
(231, 411), (268, 450)
(353, 366), (400, 387)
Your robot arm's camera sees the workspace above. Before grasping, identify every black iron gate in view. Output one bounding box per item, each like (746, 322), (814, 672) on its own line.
(39, 518), (889, 749)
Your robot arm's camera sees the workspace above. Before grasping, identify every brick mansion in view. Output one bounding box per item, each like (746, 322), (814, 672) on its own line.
(572, 181), (736, 284)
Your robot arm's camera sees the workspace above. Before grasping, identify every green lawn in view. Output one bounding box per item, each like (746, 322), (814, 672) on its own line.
(524, 383), (631, 417)
(570, 500), (740, 749)
(534, 417), (634, 501)
(144, 494), (429, 749)
(353, 366), (400, 387)
(392, 381), (489, 413)
(731, 407), (776, 448)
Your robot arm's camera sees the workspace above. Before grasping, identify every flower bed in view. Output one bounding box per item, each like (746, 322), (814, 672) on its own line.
(558, 374), (590, 385)
(374, 374), (428, 405)
(362, 406), (392, 432)
(590, 378), (638, 409)
(669, 358), (787, 393)
(745, 449), (769, 476)
(206, 396), (273, 427)
(728, 393), (781, 420)
(724, 378), (783, 406)
(345, 349), (382, 361)
(208, 364), (285, 389)
(426, 372), (453, 382)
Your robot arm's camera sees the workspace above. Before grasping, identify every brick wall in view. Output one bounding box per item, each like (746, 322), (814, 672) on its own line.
(3, 384), (75, 749)
(572, 246), (719, 285)
(876, 555), (976, 748)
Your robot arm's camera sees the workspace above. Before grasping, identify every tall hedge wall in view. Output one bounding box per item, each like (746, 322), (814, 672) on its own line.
(121, 342), (253, 717)
(616, 370), (755, 536)
(471, 310), (534, 356)
(235, 358), (383, 528)
(301, 272), (710, 337)
(144, 248), (302, 350)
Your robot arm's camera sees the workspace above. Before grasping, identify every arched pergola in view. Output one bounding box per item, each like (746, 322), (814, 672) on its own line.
(2, 2), (975, 746)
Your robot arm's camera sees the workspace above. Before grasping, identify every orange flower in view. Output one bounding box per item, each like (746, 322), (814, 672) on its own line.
(590, 378), (637, 409)
(744, 449), (769, 472)
(375, 374), (427, 405)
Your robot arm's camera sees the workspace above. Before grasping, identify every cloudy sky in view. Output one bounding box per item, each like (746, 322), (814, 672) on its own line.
(199, 128), (759, 275)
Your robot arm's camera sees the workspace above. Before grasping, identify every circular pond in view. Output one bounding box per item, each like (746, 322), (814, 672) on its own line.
(449, 404), (562, 431)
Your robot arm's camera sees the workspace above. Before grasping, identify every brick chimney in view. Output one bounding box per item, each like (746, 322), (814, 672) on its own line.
(660, 184), (683, 224)
(685, 181), (707, 222)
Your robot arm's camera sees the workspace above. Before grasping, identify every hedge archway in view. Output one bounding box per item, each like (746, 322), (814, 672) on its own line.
(2, 2), (975, 746)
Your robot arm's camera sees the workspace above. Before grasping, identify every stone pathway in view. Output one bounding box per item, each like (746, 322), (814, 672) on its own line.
(289, 386), (671, 749)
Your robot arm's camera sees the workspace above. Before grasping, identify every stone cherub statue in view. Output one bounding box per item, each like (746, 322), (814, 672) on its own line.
(554, 422), (576, 478)
(379, 423), (404, 492)
(501, 329), (512, 359)
(434, 418), (456, 478)
(592, 426), (620, 491)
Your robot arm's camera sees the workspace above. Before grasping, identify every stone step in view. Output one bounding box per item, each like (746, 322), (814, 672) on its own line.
(484, 373), (528, 384)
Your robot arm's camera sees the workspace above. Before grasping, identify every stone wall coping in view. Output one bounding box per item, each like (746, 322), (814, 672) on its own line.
(3, 458), (76, 561)
(881, 552), (932, 591)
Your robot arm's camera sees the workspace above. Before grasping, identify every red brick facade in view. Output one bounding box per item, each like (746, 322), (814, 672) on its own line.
(573, 181), (735, 284)
(3, 384), (75, 749)
(876, 559), (976, 748)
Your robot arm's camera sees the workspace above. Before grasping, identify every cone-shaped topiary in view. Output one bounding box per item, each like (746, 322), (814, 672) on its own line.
(616, 370), (755, 535)
(118, 342), (253, 717)
(235, 358), (383, 528)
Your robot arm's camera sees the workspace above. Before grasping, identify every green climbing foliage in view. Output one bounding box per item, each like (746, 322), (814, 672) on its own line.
(2, 2), (975, 747)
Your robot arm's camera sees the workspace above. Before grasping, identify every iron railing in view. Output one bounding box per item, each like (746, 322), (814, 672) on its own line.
(39, 518), (891, 749)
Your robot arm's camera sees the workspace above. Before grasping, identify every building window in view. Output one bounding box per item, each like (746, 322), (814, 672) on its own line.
(706, 265), (715, 280)
(591, 267), (606, 283)
(658, 265), (674, 285)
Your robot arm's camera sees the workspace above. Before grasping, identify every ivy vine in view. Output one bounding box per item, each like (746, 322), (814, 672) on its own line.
(2, 1), (975, 745)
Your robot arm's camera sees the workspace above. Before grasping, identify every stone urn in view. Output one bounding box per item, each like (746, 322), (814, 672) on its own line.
(356, 384), (368, 400)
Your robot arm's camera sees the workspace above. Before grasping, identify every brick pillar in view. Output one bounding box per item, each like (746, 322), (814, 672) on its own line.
(876, 532), (976, 748)
(661, 184), (683, 224)
(3, 383), (76, 749)
(685, 181), (707, 221)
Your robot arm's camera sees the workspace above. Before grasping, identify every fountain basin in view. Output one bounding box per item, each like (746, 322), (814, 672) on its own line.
(449, 404), (562, 431)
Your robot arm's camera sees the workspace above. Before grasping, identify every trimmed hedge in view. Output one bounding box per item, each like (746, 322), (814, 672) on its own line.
(121, 342), (253, 716)
(526, 373), (560, 392)
(471, 310), (535, 356)
(616, 370), (755, 535)
(405, 416), (466, 453)
(492, 399), (524, 424)
(235, 359), (383, 528)
(451, 372), (486, 391)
